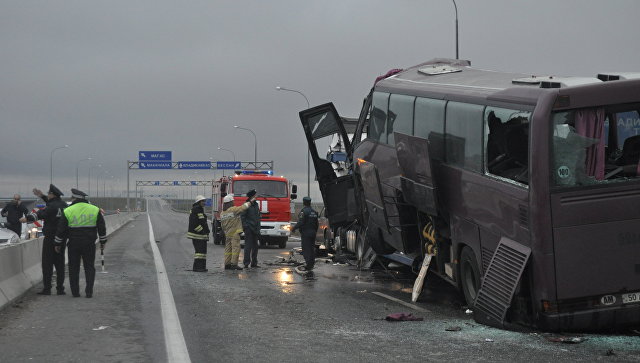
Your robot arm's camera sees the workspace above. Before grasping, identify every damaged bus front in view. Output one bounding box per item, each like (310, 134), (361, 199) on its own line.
(299, 58), (640, 332)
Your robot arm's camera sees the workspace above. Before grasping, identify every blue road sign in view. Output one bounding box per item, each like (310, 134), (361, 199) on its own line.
(154, 181), (160, 185)
(217, 161), (242, 170)
(177, 161), (211, 169)
(139, 161), (172, 169)
(173, 181), (179, 185)
(139, 151), (172, 161)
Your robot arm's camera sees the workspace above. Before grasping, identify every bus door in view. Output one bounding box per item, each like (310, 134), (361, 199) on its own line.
(299, 103), (359, 227)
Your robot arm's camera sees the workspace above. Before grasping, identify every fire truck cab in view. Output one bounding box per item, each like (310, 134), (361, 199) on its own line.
(211, 171), (297, 248)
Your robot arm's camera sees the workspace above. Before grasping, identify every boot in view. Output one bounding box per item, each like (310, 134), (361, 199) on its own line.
(56, 287), (66, 295)
(37, 289), (51, 295)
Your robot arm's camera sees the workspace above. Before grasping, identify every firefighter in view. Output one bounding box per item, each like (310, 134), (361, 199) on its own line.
(19, 185), (67, 295)
(292, 196), (319, 271)
(220, 194), (253, 270)
(54, 189), (107, 298)
(241, 189), (261, 268)
(187, 195), (210, 272)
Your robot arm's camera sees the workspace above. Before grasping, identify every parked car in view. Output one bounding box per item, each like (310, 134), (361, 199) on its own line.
(0, 219), (20, 244)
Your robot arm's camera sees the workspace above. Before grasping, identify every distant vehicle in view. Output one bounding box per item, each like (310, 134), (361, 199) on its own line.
(299, 57), (640, 332)
(211, 170), (297, 248)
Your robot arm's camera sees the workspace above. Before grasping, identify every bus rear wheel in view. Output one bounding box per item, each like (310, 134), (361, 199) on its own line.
(460, 246), (481, 308)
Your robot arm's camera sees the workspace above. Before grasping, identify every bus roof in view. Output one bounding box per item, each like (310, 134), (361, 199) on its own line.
(374, 58), (606, 106)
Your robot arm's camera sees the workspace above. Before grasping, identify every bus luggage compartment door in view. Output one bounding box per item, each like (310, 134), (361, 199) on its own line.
(394, 132), (438, 216)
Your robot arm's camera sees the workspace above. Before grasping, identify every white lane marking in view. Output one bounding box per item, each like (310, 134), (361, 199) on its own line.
(371, 291), (430, 313)
(147, 212), (191, 363)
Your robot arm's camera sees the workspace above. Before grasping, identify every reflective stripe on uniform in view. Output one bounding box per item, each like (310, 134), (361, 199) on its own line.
(194, 253), (207, 259)
(187, 232), (208, 239)
(197, 213), (205, 219)
(194, 225), (203, 232)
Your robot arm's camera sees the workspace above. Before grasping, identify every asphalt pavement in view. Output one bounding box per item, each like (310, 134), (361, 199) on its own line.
(0, 199), (638, 362)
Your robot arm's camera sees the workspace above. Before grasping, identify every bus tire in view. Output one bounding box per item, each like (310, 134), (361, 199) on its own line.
(460, 246), (481, 308)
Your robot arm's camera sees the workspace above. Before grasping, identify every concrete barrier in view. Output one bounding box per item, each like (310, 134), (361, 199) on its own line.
(0, 212), (139, 310)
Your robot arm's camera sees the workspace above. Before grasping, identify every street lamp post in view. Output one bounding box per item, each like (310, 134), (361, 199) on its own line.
(276, 86), (311, 197)
(50, 145), (69, 185)
(76, 157), (92, 189)
(89, 164), (101, 197)
(233, 125), (257, 166)
(452, 0), (459, 59)
(217, 147), (236, 161)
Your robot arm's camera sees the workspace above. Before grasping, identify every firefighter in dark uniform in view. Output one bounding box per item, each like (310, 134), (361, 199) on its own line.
(241, 189), (261, 268)
(292, 196), (319, 271)
(187, 195), (210, 272)
(54, 189), (107, 298)
(19, 185), (67, 295)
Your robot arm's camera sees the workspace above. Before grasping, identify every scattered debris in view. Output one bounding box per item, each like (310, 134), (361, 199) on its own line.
(92, 326), (109, 331)
(544, 335), (586, 344)
(357, 290), (367, 293)
(605, 349), (616, 356)
(485, 338), (494, 342)
(465, 309), (473, 315)
(385, 313), (423, 322)
(445, 326), (462, 332)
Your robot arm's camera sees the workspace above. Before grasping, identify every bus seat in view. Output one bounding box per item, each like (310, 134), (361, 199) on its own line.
(617, 135), (640, 166)
(499, 125), (529, 183)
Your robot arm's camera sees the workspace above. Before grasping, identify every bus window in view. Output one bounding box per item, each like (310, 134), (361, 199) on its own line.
(485, 107), (531, 184)
(414, 97), (446, 160)
(445, 102), (484, 171)
(387, 94), (415, 145)
(369, 92), (389, 144)
(553, 105), (640, 187)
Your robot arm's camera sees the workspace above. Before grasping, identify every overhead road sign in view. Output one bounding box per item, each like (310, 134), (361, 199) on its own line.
(217, 161), (242, 170)
(136, 180), (214, 186)
(178, 161), (212, 169)
(139, 151), (172, 161)
(139, 161), (172, 169)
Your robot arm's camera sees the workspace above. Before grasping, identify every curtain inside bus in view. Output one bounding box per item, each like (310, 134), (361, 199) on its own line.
(575, 108), (606, 180)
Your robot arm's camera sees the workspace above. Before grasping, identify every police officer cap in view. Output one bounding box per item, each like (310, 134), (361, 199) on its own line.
(246, 189), (257, 198)
(71, 188), (88, 198)
(48, 184), (63, 197)
(303, 196), (312, 203)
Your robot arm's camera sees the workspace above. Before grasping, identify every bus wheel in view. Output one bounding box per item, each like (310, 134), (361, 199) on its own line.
(460, 246), (481, 308)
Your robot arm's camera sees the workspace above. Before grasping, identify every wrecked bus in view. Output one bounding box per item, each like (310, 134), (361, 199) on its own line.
(299, 58), (640, 332)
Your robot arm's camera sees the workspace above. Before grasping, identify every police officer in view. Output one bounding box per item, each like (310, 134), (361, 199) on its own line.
(292, 196), (319, 271)
(19, 185), (67, 295)
(241, 189), (261, 268)
(187, 195), (210, 272)
(1, 194), (29, 237)
(54, 189), (107, 298)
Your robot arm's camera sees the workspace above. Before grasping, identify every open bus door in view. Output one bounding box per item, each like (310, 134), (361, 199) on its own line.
(299, 103), (360, 228)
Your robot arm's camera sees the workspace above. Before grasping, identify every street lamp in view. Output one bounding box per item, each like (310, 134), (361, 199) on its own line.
(233, 125), (257, 166)
(452, 0), (459, 59)
(89, 164), (101, 196)
(76, 157), (92, 189)
(217, 147), (236, 161)
(276, 86), (311, 197)
(50, 145), (69, 185)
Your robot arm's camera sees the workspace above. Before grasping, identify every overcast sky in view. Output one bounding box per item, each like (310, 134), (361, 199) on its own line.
(1, 0), (639, 200)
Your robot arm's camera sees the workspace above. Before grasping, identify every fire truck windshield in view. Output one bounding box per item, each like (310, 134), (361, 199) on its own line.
(233, 180), (288, 198)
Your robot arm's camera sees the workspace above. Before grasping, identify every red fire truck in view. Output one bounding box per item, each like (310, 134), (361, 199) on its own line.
(211, 170), (297, 248)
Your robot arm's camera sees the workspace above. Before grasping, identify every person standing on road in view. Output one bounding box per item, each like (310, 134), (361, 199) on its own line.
(241, 189), (261, 269)
(19, 185), (67, 295)
(1, 194), (29, 238)
(220, 194), (253, 270)
(187, 195), (210, 272)
(292, 196), (319, 272)
(54, 189), (107, 298)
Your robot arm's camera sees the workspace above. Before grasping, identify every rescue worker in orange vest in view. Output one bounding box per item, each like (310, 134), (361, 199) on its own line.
(54, 188), (107, 298)
(187, 195), (210, 272)
(220, 193), (254, 270)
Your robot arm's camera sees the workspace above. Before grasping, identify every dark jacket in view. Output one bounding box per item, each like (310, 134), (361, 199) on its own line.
(1, 201), (29, 225)
(54, 199), (107, 245)
(241, 201), (261, 234)
(187, 203), (210, 240)
(25, 195), (66, 237)
(293, 206), (319, 236)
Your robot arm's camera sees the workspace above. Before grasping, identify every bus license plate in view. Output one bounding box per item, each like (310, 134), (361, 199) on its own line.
(622, 292), (640, 304)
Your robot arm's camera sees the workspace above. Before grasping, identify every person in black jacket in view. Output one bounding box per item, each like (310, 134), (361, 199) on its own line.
(19, 185), (68, 295)
(241, 189), (261, 268)
(187, 195), (210, 272)
(54, 189), (107, 298)
(1, 194), (29, 237)
(292, 196), (319, 272)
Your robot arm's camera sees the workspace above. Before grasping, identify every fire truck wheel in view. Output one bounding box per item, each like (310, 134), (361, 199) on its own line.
(460, 246), (481, 308)
(277, 237), (287, 249)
